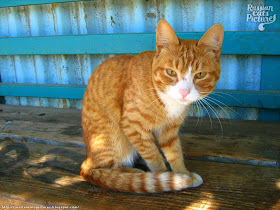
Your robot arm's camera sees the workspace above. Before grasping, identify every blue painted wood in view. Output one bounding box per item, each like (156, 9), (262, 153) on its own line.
(0, 32), (279, 55)
(185, 154), (278, 168)
(0, 75), (4, 104)
(261, 56), (280, 91)
(0, 84), (85, 100)
(1, 83), (280, 109)
(258, 109), (280, 121)
(0, 0), (83, 7)
(258, 0), (280, 121)
(208, 90), (280, 109)
(259, 57), (280, 121)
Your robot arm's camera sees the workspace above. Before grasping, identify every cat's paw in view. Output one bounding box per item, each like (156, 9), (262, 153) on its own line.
(190, 173), (203, 188)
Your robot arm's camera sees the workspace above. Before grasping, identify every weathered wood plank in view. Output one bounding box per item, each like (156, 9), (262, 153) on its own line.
(0, 138), (279, 209)
(0, 0), (81, 8)
(0, 196), (50, 209)
(0, 105), (279, 167)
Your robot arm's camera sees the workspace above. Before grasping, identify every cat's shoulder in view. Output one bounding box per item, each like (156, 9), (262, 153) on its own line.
(103, 54), (134, 65)
(130, 51), (155, 66)
(135, 51), (155, 59)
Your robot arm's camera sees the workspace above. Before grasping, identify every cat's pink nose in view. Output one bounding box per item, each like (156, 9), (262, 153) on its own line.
(179, 89), (190, 98)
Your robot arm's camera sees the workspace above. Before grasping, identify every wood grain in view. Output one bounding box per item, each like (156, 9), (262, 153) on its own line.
(1, 105), (279, 165)
(0, 138), (279, 209)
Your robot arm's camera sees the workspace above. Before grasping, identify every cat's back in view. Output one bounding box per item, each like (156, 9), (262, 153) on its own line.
(85, 54), (133, 97)
(83, 55), (134, 121)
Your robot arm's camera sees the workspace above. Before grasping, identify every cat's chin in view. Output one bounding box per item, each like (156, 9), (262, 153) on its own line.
(179, 98), (189, 103)
(177, 98), (193, 105)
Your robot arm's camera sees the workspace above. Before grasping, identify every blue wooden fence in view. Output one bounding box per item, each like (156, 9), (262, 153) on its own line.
(0, 0), (279, 121)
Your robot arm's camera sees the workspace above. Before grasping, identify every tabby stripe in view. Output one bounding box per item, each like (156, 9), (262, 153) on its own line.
(122, 118), (146, 132)
(134, 141), (152, 150)
(95, 125), (108, 130)
(127, 131), (139, 138)
(121, 124), (130, 129)
(118, 172), (129, 192)
(125, 107), (140, 113)
(95, 159), (114, 168)
(101, 170), (112, 189)
(111, 173), (120, 191)
(161, 136), (178, 148)
(128, 173), (135, 192)
(92, 170), (105, 187)
(133, 174), (142, 193)
(92, 148), (113, 156)
(169, 173), (176, 191)
(95, 154), (114, 162)
(127, 108), (154, 122)
(144, 154), (157, 160)
(139, 173), (148, 193)
(168, 158), (178, 164)
(94, 155), (114, 163)
(154, 172), (163, 192)
(164, 124), (180, 134)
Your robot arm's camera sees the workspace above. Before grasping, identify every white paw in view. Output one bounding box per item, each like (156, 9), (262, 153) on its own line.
(191, 173), (203, 187)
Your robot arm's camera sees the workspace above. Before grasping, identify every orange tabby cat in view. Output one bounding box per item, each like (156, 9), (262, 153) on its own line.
(80, 20), (224, 193)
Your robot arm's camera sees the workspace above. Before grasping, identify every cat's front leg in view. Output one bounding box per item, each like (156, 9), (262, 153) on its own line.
(160, 136), (190, 175)
(121, 123), (167, 172)
(156, 126), (203, 187)
(155, 126), (190, 175)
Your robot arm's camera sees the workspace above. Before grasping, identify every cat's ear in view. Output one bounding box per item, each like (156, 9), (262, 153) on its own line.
(198, 24), (224, 57)
(156, 20), (180, 51)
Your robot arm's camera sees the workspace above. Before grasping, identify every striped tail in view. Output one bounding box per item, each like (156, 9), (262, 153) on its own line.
(81, 168), (203, 193)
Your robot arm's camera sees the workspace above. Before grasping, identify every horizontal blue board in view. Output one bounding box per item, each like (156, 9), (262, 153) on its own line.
(0, 0), (82, 7)
(0, 84), (85, 99)
(1, 83), (279, 109)
(0, 32), (279, 55)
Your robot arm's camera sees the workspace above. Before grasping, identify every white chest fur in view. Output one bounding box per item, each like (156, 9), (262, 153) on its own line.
(158, 92), (188, 119)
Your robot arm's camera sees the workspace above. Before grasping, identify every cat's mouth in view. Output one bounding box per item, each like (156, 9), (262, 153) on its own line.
(179, 98), (189, 103)
(178, 97), (193, 105)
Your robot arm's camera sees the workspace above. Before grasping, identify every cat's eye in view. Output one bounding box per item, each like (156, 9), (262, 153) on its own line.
(166, 69), (177, 77)
(195, 72), (207, 79)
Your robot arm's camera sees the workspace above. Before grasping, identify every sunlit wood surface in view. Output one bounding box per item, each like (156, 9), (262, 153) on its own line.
(0, 105), (279, 209)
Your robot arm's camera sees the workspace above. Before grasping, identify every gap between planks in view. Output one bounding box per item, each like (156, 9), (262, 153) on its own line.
(0, 104), (279, 168)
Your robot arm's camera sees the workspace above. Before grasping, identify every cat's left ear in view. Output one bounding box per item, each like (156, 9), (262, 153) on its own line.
(156, 20), (180, 51)
(198, 24), (224, 58)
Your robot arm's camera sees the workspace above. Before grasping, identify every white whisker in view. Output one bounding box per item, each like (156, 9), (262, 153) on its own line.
(205, 95), (244, 119)
(198, 99), (213, 131)
(201, 98), (223, 137)
(143, 93), (159, 99)
(144, 97), (162, 110)
(212, 91), (242, 105)
(193, 101), (202, 128)
(204, 97), (232, 121)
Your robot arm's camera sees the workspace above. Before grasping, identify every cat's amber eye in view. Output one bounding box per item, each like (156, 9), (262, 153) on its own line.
(195, 72), (207, 79)
(166, 69), (177, 77)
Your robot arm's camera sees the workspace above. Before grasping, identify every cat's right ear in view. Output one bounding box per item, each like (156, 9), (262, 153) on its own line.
(198, 24), (224, 58)
(156, 20), (180, 52)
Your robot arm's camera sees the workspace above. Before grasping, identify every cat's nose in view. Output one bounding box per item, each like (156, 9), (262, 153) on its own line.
(178, 89), (190, 98)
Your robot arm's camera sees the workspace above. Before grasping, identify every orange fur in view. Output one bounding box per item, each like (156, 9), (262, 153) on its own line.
(80, 20), (224, 193)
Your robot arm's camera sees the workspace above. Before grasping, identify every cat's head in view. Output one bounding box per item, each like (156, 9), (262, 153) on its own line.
(152, 20), (224, 106)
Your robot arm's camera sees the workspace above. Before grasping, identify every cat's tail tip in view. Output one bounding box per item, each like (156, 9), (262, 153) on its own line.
(191, 172), (203, 188)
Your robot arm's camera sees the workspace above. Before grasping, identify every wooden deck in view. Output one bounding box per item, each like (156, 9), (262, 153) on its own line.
(0, 105), (279, 209)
